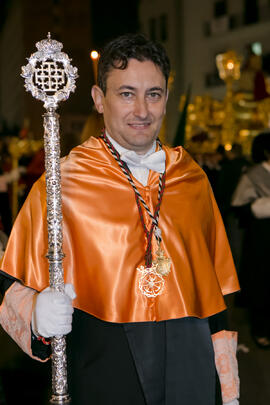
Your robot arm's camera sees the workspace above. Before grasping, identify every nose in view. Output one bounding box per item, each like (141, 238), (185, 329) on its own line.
(133, 97), (148, 119)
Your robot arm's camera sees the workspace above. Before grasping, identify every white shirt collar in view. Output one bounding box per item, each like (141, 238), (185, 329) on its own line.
(106, 131), (156, 158)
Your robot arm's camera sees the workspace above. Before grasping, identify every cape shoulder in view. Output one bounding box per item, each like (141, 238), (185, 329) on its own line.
(59, 137), (207, 185)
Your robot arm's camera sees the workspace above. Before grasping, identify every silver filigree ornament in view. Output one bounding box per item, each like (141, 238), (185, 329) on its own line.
(21, 34), (78, 404)
(21, 32), (78, 109)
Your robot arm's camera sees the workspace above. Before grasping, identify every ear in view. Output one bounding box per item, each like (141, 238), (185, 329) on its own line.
(91, 85), (105, 113)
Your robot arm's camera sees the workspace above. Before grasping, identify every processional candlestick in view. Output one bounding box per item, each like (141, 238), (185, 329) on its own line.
(216, 50), (242, 146)
(21, 33), (78, 404)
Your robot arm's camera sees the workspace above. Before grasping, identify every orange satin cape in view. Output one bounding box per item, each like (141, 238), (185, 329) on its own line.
(0, 136), (240, 323)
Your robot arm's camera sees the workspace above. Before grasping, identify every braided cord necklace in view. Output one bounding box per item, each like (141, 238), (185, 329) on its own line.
(100, 130), (171, 279)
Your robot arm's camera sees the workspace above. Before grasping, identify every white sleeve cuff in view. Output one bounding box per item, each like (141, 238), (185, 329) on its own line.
(223, 399), (239, 405)
(0, 282), (48, 362)
(212, 330), (240, 403)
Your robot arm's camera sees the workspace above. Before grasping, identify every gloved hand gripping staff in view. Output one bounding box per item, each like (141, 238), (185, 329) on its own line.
(21, 33), (78, 404)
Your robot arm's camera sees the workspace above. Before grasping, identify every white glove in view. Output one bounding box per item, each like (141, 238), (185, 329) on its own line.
(32, 283), (76, 338)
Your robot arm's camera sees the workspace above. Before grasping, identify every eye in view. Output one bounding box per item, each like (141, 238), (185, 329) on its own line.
(147, 92), (162, 100)
(120, 91), (134, 99)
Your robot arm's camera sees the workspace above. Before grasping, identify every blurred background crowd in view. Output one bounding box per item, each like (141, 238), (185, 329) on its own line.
(1, 0), (270, 404)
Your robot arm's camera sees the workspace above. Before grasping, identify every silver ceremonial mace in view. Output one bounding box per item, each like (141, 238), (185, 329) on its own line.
(21, 33), (78, 404)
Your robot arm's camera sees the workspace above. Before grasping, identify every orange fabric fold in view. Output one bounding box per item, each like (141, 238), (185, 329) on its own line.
(212, 330), (239, 403)
(0, 136), (239, 323)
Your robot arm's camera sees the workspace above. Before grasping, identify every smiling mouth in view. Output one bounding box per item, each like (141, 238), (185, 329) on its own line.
(128, 123), (151, 129)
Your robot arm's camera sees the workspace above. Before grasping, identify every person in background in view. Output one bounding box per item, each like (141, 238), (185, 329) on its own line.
(238, 48), (269, 101)
(203, 145), (226, 196)
(20, 147), (45, 204)
(0, 139), (26, 235)
(0, 140), (12, 235)
(216, 144), (250, 271)
(232, 132), (270, 348)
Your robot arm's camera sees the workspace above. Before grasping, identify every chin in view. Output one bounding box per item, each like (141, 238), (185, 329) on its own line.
(129, 135), (153, 145)
(130, 129), (156, 139)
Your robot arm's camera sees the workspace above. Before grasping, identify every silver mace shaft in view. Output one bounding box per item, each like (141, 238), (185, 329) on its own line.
(44, 107), (68, 404)
(21, 33), (78, 404)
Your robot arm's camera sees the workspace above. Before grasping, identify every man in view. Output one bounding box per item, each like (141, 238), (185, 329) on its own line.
(0, 34), (240, 405)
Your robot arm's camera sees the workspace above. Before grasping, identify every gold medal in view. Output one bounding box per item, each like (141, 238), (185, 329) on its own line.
(153, 243), (172, 277)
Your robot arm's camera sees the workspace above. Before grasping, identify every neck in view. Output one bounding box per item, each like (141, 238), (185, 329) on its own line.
(105, 131), (157, 157)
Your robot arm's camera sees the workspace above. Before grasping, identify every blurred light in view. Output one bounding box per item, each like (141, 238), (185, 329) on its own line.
(251, 42), (262, 56)
(189, 113), (197, 121)
(90, 50), (99, 60)
(239, 129), (250, 137)
(226, 60), (234, 70)
(225, 143), (232, 151)
(216, 51), (241, 81)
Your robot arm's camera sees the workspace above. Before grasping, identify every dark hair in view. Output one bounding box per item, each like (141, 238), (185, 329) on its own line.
(216, 144), (225, 156)
(97, 33), (170, 93)
(231, 143), (243, 157)
(251, 132), (270, 163)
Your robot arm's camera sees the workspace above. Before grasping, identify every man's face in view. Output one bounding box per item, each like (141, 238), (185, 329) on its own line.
(91, 59), (168, 154)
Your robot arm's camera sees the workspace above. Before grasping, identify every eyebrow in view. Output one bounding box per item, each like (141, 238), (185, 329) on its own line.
(147, 87), (164, 93)
(117, 85), (165, 93)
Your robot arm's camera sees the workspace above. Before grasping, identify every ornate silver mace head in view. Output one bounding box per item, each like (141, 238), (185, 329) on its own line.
(21, 32), (78, 109)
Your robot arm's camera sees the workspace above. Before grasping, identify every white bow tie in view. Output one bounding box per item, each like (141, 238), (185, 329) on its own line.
(121, 149), (166, 173)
